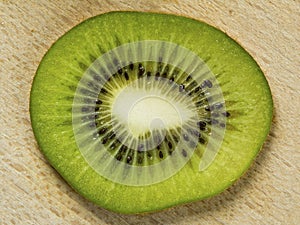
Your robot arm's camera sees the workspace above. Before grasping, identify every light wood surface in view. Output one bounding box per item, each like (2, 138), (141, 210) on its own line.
(1, 1), (299, 224)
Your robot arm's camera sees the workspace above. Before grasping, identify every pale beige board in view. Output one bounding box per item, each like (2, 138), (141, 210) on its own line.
(1, 0), (300, 224)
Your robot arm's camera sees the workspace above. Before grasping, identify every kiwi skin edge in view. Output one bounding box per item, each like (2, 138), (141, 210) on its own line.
(30, 11), (273, 214)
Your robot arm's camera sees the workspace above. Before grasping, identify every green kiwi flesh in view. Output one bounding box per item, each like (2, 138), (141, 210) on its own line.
(30, 12), (273, 214)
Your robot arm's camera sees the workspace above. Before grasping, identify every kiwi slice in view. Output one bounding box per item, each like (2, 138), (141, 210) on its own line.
(30, 12), (273, 214)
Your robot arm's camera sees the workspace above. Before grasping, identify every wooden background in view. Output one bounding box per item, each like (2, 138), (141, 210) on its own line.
(1, 0), (299, 224)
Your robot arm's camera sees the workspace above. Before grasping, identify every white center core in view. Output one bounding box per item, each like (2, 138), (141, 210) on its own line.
(111, 79), (194, 137)
(129, 95), (181, 134)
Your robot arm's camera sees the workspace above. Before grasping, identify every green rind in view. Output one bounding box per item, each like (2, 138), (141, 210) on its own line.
(30, 11), (273, 214)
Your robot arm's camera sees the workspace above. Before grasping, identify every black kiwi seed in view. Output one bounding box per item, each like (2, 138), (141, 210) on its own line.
(100, 88), (107, 94)
(183, 134), (189, 141)
(107, 131), (115, 139)
(206, 80), (213, 88)
(194, 86), (200, 93)
(95, 99), (102, 105)
(124, 71), (129, 80)
(162, 72), (168, 78)
(179, 84), (185, 92)
(126, 156), (132, 164)
(204, 106), (211, 111)
(147, 152), (153, 159)
(116, 154), (122, 161)
(146, 71), (151, 77)
(201, 79), (213, 88)
(182, 149), (187, 157)
(138, 63), (145, 76)
(121, 145), (128, 153)
(98, 127), (107, 135)
(168, 142), (173, 149)
(117, 67), (123, 74)
(195, 101), (204, 107)
(197, 121), (206, 129)
(199, 137), (206, 144)
(109, 143), (116, 150)
(129, 62), (134, 70)
(186, 75), (192, 82)
(223, 111), (231, 117)
(102, 137), (108, 144)
(159, 151), (164, 159)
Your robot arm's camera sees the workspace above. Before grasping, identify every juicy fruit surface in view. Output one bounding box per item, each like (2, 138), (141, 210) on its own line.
(30, 12), (273, 214)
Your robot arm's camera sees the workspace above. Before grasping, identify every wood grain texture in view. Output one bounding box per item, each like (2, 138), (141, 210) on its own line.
(1, 0), (299, 224)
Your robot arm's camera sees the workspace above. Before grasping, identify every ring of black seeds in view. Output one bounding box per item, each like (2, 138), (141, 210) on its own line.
(79, 61), (230, 166)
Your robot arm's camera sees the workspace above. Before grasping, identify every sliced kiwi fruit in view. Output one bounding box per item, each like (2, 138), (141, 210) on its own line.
(30, 12), (273, 214)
